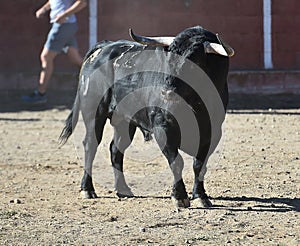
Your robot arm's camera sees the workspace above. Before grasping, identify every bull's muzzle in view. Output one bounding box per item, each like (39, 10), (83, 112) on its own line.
(161, 89), (179, 102)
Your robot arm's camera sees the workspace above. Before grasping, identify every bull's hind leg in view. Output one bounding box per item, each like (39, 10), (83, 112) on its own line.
(81, 131), (98, 199)
(81, 107), (107, 199)
(192, 158), (212, 207)
(110, 121), (136, 197)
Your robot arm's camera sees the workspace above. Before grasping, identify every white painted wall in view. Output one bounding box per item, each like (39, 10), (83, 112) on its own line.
(89, 0), (98, 48)
(263, 0), (273, 69)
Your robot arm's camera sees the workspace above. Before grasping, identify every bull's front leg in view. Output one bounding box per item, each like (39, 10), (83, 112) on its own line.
(110, 141), (134, 197)
(168, 153), (190, 208)
(192, 158), (212, 207)
(110, 121), (136, 198)
(154, 125), (190, 208)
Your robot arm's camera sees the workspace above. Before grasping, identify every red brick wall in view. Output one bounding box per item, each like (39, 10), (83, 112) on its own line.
(99, 0), (263, 70)
(272, 0), (300, 69)
(0, 0), (299, 75)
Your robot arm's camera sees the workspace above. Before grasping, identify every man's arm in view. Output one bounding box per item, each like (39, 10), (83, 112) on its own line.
(55, 0), (87, 24)
(36, 1), (51, 19)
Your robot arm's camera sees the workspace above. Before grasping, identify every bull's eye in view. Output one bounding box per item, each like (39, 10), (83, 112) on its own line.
(165, 75), (174, 86)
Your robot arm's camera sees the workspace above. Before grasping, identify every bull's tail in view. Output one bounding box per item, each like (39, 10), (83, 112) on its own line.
(59, 94), (80, 145)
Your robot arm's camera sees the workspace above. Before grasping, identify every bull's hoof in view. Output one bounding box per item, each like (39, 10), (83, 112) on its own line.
(116, 192), (134, 198)
(172, 197), (191, 208)
(115, 187), (134, 198)
(80, 190), (98, 199)
(115, 184), (134, 198)
(193, 197), (213, 208)
(116, 190), (134, 198)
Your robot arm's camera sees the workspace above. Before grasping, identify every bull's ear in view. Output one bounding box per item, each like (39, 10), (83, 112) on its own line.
(129, 28), (175, 47)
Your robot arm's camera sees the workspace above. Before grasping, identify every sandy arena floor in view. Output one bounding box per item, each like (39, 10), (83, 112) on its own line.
(0, 91), (299, 245)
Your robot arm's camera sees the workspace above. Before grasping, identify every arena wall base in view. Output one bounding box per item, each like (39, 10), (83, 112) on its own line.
(0, 70), (299, 94)
(228, 70), (300, 94)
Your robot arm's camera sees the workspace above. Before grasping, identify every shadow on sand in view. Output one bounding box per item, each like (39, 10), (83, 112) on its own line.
(209, 196), (300, 213)
(86, 194), (299, 213)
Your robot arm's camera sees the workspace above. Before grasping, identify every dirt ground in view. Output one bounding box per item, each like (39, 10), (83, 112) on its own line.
(0, 90), (299, 245)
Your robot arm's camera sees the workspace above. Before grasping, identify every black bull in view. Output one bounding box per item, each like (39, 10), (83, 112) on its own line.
(60, 26), (234, 208)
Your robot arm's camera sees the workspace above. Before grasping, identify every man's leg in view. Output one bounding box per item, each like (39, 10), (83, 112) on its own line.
(38, 47), (58, 94)
(67, 46), (83, 67)
(21, 47), (57, 104)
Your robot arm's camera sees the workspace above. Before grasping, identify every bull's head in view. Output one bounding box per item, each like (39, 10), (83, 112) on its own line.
(129, 26), (234, 102)
(129, 28), (234, 57)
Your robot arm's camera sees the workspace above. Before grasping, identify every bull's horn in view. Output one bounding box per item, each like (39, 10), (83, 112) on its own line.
(203, 41), (229, 57)
(216, 34), (235, 57)
(129, 28), (175, 47)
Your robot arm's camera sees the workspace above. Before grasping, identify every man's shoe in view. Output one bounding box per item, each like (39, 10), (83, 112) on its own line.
(21, 90), (47, 104)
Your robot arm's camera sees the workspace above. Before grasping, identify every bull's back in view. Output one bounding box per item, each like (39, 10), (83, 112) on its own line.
(82, 40), (145, 69)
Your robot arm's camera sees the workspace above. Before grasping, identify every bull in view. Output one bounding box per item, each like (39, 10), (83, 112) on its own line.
(60, 26), (234, 208)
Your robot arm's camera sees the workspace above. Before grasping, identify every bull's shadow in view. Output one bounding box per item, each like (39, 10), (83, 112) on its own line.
(209, 196), (300, 213)
(94, 194), (299, 212)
